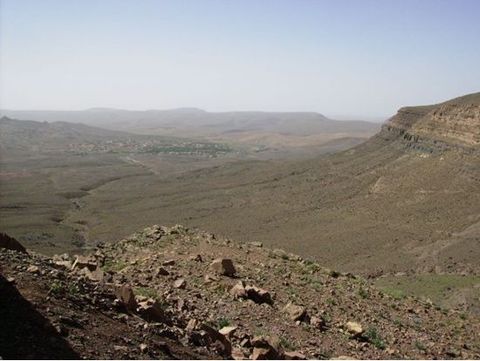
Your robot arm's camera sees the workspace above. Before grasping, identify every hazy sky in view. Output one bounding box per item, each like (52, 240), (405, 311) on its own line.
(1, 0), (479, 119)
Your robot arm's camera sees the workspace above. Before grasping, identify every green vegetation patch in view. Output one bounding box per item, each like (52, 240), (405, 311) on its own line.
(375, 274), (480, 305)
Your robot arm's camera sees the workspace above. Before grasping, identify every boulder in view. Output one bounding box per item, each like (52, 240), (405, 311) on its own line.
(210, 258), (236, 277)
(283, 302), (307, 322)
(0, 233), (27, 254)
(251, 336), (281, 360)
(136, 298), (167, 323)
(230, 281), (247, 299)
(114, 284), (138, 311)
(245, 285), (273, 305)
(345, 321), (363, 337)
(200, 324), (232, 357)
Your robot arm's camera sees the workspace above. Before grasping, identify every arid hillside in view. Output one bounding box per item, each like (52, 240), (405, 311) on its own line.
(1, 227), (479, 359)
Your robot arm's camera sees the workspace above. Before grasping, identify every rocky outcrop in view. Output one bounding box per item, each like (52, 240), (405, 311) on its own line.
(379, 93), (480, 152)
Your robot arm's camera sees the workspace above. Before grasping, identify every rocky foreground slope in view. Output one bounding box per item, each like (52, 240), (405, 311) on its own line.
(1, 226), (479, 359)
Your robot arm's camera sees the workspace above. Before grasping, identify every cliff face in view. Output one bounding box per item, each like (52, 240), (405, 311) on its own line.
(380, 92), (480, 150)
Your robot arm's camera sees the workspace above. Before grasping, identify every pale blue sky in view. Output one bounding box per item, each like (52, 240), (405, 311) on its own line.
(1, 0), (479, 119)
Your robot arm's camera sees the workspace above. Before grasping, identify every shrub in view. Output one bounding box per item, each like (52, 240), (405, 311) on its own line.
(364, 327), (386, 349)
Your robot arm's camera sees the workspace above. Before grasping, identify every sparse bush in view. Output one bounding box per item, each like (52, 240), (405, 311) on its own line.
(364, 327), (386, 349)
(358, 287), (369, 299)
(217, 317), (230, 328)
(279, 336), (294, 350)
(415, 340), (426, 351)
(49, 280), (64, 295)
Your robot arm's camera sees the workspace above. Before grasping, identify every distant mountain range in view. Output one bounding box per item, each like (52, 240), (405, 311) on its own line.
(0, 108), (379, 137)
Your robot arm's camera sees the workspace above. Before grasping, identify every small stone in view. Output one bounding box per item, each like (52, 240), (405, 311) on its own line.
(72, 255), (97, 271)
(204, 274), (219, 283)
(139, 343), (148, 353)
(27, 265), (40, 274)
(156, 267), (170, 276)
(163, 259), (175, 266)
(284, 351), (307, 360)
(189, 254), (203, 262)
(240, 337), (251, 348)
(186, 318), (199, 333)
(232, 347), (248, 360)
(174, 278), (186, 289)
(113, 345), (129, 352)
(219, 326), (237, 338)
(310, 316), (327, 330)
(81, 266), (104, 282)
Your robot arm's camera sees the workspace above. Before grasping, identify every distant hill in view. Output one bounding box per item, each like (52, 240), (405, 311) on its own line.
(0, 116), (130, 153)
(0, 108), (378, 135)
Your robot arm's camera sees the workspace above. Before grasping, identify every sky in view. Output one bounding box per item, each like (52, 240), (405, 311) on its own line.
(1, 0), (479, 119)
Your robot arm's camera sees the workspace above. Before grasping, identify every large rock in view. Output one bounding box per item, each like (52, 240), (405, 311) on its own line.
(199, 324), (232, 357)
(245, 285), (273, 305)
(345, 321), (364, 337)
(210, 258), (236, 277)
(0, 233), (27, 254)
(136, 298), (167, 323)
(251, 336), (281, 360)
(283, 302), (307, 322)
(114, 284), (138, 311)
(230, 282), (273, 304)
(230, 281), (247, 299)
